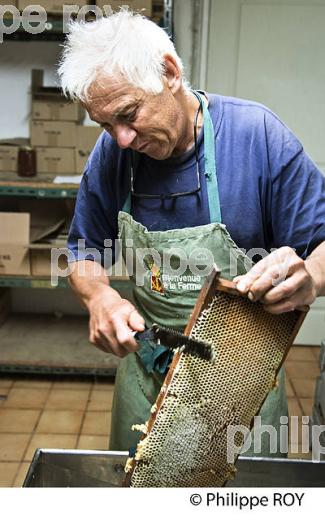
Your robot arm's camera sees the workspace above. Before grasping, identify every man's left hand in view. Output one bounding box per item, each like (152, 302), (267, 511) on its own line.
(233, 246), (318, 314)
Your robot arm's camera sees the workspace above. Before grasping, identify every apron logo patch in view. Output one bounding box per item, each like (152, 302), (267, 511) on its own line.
(150, 263), (165, 294)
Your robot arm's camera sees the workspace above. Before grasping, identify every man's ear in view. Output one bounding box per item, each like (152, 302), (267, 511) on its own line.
(162, 53), (182, 94)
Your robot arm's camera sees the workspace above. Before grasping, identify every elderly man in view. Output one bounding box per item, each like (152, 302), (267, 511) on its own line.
(59, 10), (325, 455)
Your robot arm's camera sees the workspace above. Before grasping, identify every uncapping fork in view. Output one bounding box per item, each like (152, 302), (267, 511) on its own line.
(134, 323), (214, 362)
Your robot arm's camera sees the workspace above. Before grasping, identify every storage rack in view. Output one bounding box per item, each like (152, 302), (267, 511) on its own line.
(0, 175), (78, 199)
(0, 276), (128, 290)
(3, 14), (67, 41)
(0, 0), (173, 376)
(0, 175), (132, 375)
(2, 1), (171, 41)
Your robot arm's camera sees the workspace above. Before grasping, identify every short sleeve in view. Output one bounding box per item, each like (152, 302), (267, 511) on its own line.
(67, 131), (119, 266)
(264, 112), (325, 258)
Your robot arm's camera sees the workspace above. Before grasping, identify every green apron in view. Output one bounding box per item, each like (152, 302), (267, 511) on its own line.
(109, 91), (288, 457)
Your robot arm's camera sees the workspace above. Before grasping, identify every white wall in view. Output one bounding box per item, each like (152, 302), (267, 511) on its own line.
(205, 0), (325, 345)
(173, 0), (211, 90)
(0, 41), (62, 139)
(0, 40), (99, 138)
(173, 0), (195, 86)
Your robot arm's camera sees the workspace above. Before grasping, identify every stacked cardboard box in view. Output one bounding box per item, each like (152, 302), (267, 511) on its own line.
(0, 71), (102, 278)
(30, 69), (83, 176)
(0, 213), (30, 276)
(30, 69), (101, 176)
(0, 138), (28, 173)
(75, 125), (102, 174)
(0, 202), (68, 276)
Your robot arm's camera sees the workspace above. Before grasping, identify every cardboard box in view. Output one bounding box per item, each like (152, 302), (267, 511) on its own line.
(31, 68), (63, 101)
(31, 121), (77, 148)
(76, 125), (102, 150)
(0, 213), (30, 276)
(18, 0), (88, 13)
(37, 147), (76, 174)
(31, 69), (85, 123)
(75, 149), (87, 175)
(32, 100), (84, 123)
(0, 138), (29, 173)
(0, 144), (18, 173)
(75, 125), (102, 173)
(30, 247), (68, 277)
(0, 206), (66, 276)
(96, 0), (152, 16)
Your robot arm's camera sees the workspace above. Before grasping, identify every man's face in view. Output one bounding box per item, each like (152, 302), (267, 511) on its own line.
(85, 77), (185, 160)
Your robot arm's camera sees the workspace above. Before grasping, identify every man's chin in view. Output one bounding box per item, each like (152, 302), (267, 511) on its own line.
(142, 145), (172, 161)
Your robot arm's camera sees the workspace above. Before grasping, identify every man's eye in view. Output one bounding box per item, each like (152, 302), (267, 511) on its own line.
(124, 109), (138, 122)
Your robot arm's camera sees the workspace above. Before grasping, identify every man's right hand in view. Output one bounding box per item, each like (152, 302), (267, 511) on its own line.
(68, 260), (145, 358)
(87, 287), (145, 357)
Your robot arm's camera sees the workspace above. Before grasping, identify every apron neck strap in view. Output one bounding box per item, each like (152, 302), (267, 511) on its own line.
(191, 90), (222, 224)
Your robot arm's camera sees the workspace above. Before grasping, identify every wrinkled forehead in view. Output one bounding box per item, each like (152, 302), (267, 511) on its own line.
(84, 77), (145, 120)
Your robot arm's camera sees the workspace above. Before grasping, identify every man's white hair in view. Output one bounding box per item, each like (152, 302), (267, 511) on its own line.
(59, 10), (189, 101)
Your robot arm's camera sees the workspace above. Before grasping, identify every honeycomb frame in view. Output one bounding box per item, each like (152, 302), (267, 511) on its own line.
(124, 268), (308, 487)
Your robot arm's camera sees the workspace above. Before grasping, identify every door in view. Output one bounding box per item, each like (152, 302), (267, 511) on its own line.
(205, 0), (325, 344)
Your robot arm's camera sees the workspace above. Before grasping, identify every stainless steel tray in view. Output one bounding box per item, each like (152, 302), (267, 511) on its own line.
(23, 449), (325, 487)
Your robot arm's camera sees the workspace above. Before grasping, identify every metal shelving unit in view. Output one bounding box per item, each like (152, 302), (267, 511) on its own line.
(3, 1), (168, 41)
(3, 14), (66, 41)
(0, 276), (68, 289)
(0, 0), (172, 375)
(0, 180), (78, 199)
(0, 275), (129, 290)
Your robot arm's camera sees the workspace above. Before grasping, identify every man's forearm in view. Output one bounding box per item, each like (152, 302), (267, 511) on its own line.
(68, 259), (143, 355)
(69, 259), (121, 309)
(305, 241), (325, 297)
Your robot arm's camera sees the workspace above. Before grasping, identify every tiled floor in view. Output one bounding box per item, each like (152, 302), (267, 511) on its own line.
(0, 345), (321, 487)
(0, 376), (114, 487)
(285, 346), (321, 458)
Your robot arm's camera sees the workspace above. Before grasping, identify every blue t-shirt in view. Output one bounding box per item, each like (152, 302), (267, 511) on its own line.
(68, 93), (325, 264)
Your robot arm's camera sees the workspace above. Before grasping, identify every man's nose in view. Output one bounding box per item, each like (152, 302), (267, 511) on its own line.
(115, 124), (137, 148)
